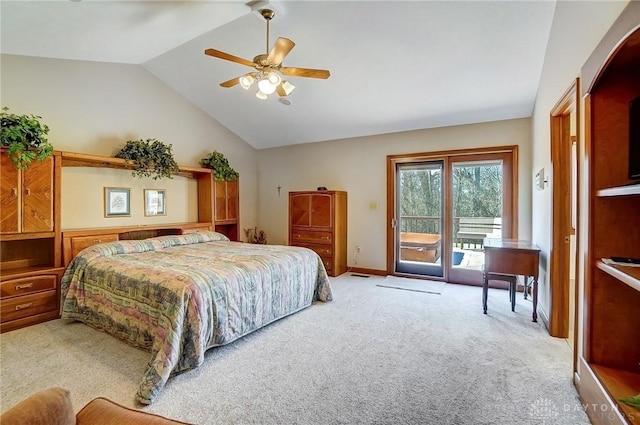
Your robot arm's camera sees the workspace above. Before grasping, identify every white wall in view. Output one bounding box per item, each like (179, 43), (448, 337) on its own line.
(531, 1), (628, 323)
(257, 118), (532, 271)
(1, 54), (258, 230)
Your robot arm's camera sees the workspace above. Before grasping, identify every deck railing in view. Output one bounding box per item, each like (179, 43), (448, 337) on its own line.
(399, 215), (502, 249)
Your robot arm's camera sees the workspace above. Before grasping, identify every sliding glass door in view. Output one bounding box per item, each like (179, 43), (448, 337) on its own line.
(448, 155), (513, 285)
(395, 161), (444, 277)
(387, 147), (516, 285)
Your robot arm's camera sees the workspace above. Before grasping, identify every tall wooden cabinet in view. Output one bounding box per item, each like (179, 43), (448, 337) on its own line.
(289, 190), (347, 277)
(577, 4), (640, 424)
(0, 149), (63, 333)
(213, 179), (239, 241)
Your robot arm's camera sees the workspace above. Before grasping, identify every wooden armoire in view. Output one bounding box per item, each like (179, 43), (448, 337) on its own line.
(288, 190), (347, 277)
(0, 149), (64, 332)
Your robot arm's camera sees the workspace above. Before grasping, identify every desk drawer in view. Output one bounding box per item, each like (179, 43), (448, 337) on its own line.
(291, 230), (333, 245)
(71, 234), (119, 257)
(1, 275), (57, 299)
(1, 291), (58, 323)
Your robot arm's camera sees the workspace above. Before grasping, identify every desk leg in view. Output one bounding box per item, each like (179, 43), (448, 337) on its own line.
(523, 276), (529, 300)
(482, 273), (488, 314)
(532, 278), (538, 322)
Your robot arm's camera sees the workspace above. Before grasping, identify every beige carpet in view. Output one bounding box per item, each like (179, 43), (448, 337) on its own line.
(377, 275), (446, 294)
(0, 275), (590, 424)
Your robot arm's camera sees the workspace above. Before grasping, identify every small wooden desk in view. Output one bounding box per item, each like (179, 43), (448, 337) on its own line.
(482, 238), (541, 322)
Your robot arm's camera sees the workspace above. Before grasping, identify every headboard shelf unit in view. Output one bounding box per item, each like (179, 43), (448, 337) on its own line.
(60, 151), (212, 179)
(62, 222), (213, 266)
(59, 150), (218, 230)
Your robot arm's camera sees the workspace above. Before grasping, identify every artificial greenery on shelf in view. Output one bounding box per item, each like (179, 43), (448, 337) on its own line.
(0, 106), (54, 169)
(200, 150), (239, 182)
(244, 227), (267, 244)
(620, 394), (640, 410)
(114, 138), (179, 180)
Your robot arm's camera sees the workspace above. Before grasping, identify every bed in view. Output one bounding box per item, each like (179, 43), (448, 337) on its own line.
(60, 231), (332, 404)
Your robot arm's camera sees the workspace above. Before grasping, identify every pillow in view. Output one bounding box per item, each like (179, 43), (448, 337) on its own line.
(0, 387), (75, 425)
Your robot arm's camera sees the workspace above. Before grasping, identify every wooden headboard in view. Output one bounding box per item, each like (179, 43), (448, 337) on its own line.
(61, 222), (212, 267)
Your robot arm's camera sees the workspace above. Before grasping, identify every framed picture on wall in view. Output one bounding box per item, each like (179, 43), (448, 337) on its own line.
(144, 189), (166, 216)
(104, 187), (131, 217)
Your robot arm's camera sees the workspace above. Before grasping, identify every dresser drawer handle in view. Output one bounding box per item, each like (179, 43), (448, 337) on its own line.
(322, 236), (330, 240)
(11, 188), (18, 197)
(15, 283), (34, 290)
(93, 239), (102, 243)
(15, 303), (33, 311)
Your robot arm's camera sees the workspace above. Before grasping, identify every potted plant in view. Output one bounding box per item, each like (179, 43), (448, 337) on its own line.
(0, 107), (54, 169)
(244, 227), (267, 244)
(200, 151), (239, 182)
(114, 138), (179, 180)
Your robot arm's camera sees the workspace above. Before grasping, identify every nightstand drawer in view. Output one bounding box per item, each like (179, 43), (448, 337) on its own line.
(1, 275), (57, 299)
(1, 291), (58, 323)
(290, 230), (333, 245)
(71, 234), (119, 257)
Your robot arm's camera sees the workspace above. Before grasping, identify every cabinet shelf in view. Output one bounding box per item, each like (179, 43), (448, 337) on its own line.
(0, 232), (55, 242)
(597, 184), (640, 197)
(578, 5), (640, 424)
(597, 261), (640, 292)
(591, 365), (640, 425)
(0, 266), (66, 281)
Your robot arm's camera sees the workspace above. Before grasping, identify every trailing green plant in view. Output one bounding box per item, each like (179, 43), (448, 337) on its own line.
(115, 138), (179, 180)
(620, 394), (640, 410)
(200, 150), (239, 182)
(244, 227), (267, 244)
(0, 106), (53, 169)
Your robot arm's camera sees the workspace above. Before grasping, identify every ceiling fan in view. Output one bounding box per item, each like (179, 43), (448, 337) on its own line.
(204, 8), (330, 100)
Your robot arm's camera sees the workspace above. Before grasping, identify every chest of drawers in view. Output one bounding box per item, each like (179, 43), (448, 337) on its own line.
(288, 191), (347, 277)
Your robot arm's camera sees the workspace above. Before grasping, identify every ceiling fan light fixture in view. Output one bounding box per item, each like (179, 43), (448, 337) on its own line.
(258, 77), (277, 95)
(204, 7), (330, 101)
(239, 75), (255, 90)
(267, 70), (282, 86)
(281, 80), (295, 96)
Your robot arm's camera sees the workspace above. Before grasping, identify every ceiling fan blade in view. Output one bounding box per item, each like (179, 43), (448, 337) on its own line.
(220, 77), (241, 88)
(281, 67), (330, 79)
(266, 37), (295, 65)
(205, 48), (255, 68)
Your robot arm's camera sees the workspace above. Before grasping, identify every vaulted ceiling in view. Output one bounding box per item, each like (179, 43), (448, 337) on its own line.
(1, 1), (556, 149)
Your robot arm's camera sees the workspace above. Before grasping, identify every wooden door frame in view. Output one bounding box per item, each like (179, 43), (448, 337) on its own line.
(386, 146), (518, 280)
(549, 78), (580, 341)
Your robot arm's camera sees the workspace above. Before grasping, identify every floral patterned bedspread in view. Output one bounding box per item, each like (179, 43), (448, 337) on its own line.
(60, 231), (332, 404)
